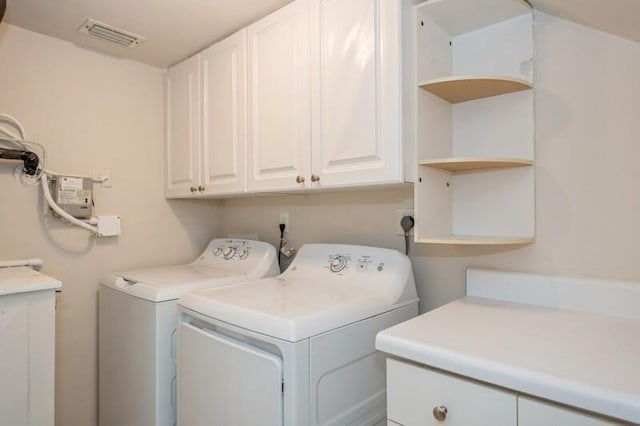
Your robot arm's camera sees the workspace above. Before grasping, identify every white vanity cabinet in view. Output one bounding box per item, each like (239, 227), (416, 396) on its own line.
(377, 269), (638, 426)
(386, 360), (623, 426)
(165, 29), (247, 198)
(387, 359), (517, 426)
(0, 267), (61, 426)
(518, 396), (622, 426)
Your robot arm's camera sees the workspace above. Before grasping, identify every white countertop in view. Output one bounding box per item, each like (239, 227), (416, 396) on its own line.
(376, 269), (640, 424)
(0, 266), (62, 296)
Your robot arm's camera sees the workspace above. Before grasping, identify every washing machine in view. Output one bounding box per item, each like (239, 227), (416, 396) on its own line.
(98, 238), (279, 426)
(177, 243), (419, 426)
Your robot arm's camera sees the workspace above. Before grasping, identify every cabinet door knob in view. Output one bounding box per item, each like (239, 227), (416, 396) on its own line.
(311, 174), (320, 183)
(296, 175), (305, 184)
(433, 405), (448, 421)
(190, 186), (196, 192)
(198, 185), (205, 192)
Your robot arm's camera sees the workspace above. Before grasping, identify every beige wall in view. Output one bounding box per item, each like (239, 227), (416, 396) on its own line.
(0, 24), (221, 426)
(223, 11), (640, 312)
(1, 10), (640, 426)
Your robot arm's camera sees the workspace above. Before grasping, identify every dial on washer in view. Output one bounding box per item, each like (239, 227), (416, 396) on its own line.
(329, 255), (348, 273)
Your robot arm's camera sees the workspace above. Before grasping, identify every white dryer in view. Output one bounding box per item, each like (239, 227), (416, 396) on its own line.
(98, 239), (278, 426)
(177, 244), (419, 426)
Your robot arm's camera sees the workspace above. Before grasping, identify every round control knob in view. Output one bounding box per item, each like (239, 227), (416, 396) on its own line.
(329, 255), (347, 273)
(222, 247), (236, 259)
(433, 405), (448, 421)
(237, 249), (249, 259)
(213, 247), (223, 256)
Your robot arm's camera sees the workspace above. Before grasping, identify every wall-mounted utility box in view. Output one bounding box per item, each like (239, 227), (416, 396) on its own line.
(50, 176), (93, 219)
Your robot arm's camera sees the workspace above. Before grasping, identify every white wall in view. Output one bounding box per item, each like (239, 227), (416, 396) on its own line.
(223, 12), (640, 312)
(0, 24), (222, 426)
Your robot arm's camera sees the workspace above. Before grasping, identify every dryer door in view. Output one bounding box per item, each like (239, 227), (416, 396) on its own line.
(178, 322), (284, 426)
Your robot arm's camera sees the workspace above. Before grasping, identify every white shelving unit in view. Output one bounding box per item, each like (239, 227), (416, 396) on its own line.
(414, 0), (535, 245)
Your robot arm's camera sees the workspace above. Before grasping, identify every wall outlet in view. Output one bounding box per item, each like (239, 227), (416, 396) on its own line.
(97, 168), (112, 188)
(279, 212), (290, 233)
(396, 209), (414, 236)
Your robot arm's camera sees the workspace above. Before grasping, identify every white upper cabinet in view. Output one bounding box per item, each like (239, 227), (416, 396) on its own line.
(166, 0), (412, 197)
(201, 29), (247, 195)
(246, 0), (311, 192)
(165, 29), (247, 198)
(309, 0), (404, 188)
(165, 55), (200, 198)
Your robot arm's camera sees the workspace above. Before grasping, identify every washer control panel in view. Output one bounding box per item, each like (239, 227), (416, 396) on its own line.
(325, 253), (385, 275)
(197, 239), (258, 263)
(211, 240), (252, 261)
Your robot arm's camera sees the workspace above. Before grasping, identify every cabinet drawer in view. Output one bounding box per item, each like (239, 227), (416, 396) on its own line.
(518, 396), (626, 426)
(387, 359), (517, 426)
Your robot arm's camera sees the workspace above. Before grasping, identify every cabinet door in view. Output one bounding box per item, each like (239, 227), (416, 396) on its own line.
(246, 0), (311, 192)
(518, 396), (624, 426)
(201, 29), (247, 195)
(165, 55), (201, 198)
(310, 0), (403, 188)
(387, 359), (517, 426)
(0, 296), (29, 426)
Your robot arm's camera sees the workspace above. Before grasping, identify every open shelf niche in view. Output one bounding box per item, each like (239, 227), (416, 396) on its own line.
(414, 0), (535, 244)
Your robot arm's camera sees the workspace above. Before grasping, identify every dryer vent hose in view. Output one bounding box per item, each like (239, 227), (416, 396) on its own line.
(0, 0), (6, 24)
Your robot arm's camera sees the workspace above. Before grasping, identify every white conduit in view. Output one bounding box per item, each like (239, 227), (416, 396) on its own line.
(0, 258), (44, 269)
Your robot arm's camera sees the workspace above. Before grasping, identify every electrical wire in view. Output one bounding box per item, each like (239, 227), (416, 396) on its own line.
(400, 215), (415, 256)
(278, 223), (286, 271)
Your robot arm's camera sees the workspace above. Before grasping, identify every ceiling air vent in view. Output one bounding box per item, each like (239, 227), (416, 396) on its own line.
(79, 19), (146, 48)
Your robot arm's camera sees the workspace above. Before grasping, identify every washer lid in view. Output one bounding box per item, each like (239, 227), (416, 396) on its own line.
(179, 276), (414, 342)
(100, 265), (245, 302)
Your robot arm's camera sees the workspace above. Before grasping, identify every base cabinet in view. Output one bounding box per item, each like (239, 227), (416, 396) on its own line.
(0, 290), (57, 426)
(387, 359), (516, 426)
(518, 397), (625, 426)
(386, 359), (627, 426)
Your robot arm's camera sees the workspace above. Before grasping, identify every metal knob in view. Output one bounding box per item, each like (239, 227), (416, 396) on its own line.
(198, 185), (205, 192)
(296, 175), (305, 184)
(311, 174), (320, 183)
(190, 186), (196, 192)
(433, 405), (448, 421)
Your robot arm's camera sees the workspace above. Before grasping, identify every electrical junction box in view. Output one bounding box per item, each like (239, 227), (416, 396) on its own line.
(97, 215), (121, 237)
(50, 176), (93, 219)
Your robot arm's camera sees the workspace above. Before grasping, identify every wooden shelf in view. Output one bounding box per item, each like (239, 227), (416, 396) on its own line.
(419, 157), (533, 172)
(416, 235), (534, 245)
(418, 76), (532, 103)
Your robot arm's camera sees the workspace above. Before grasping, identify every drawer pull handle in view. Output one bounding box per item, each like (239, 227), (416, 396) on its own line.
(433, 405), (448, 421)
